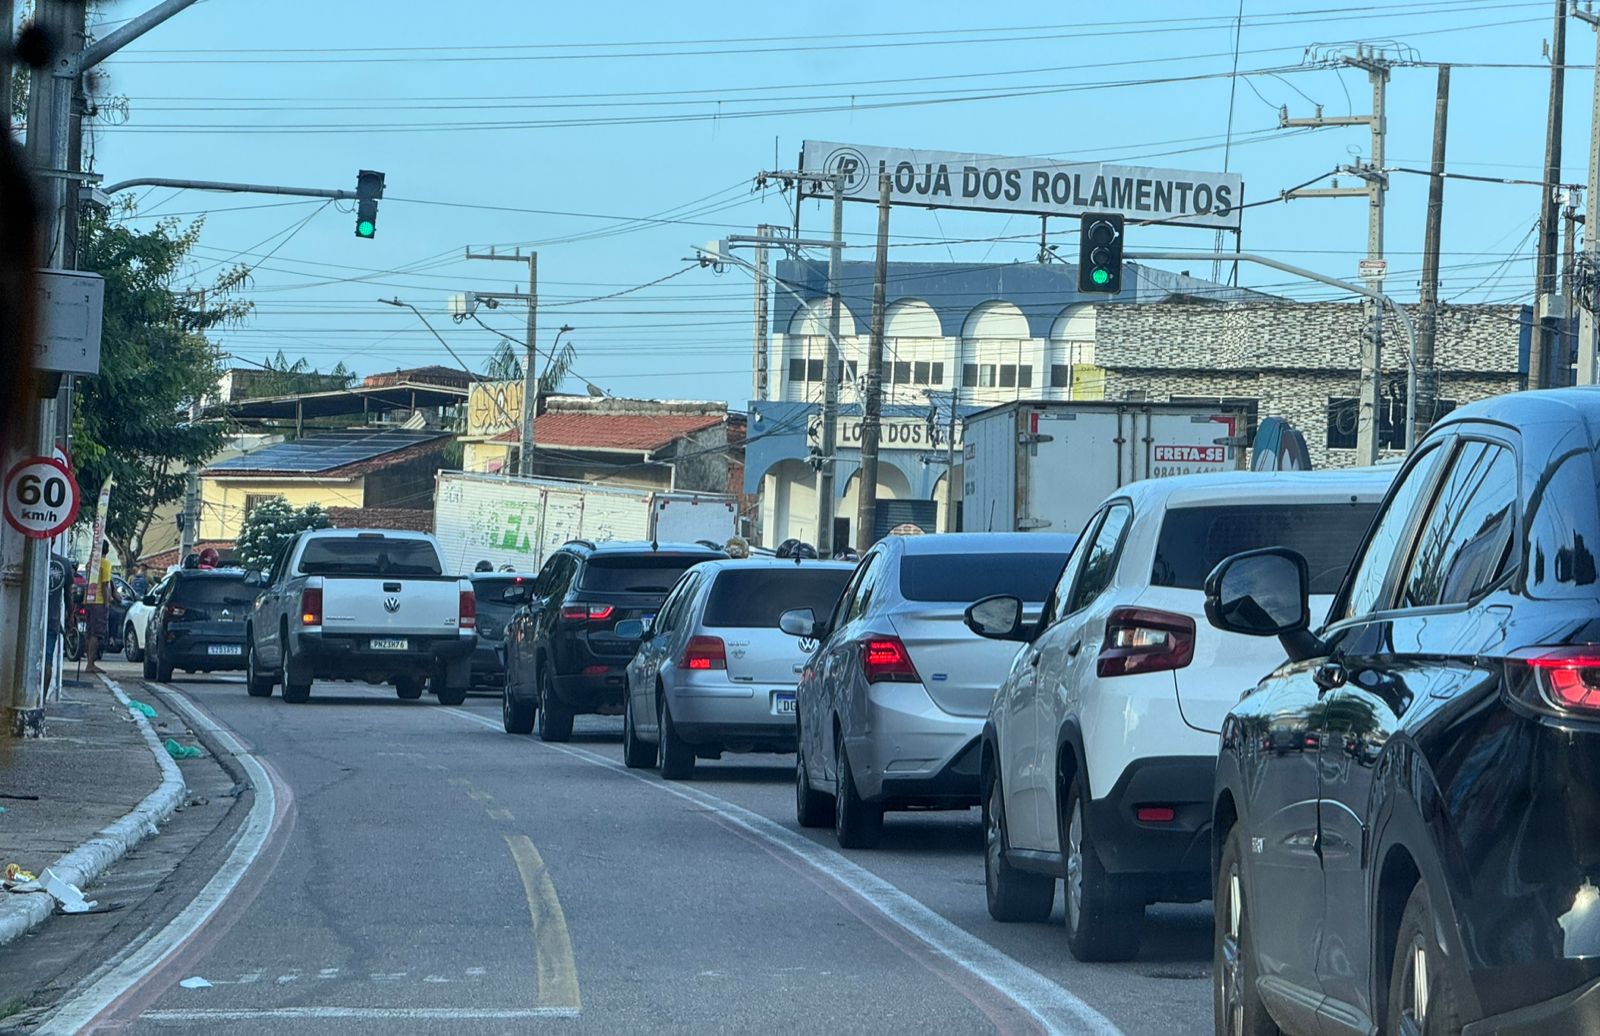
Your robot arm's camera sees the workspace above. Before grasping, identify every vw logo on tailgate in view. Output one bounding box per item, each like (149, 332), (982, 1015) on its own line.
(383, 596), (401, 613)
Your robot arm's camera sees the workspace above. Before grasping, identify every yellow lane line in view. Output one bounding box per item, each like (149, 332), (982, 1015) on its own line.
(505, 835), (582, 1012)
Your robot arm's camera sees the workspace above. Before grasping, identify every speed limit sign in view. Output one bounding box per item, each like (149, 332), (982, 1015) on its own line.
(3, 456), (80, 539)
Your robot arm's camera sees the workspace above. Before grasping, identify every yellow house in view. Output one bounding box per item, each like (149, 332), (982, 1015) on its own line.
(199, 428), (452, 542)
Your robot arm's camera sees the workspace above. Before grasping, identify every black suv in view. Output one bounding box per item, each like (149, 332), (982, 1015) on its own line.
(141, 569), (253, 682)
(1205, 388), (1600, 1036)
(502, 541), (723, 741)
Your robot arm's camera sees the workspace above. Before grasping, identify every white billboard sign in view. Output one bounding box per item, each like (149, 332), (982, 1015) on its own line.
(799, 140), (1244, 230)
(805, 415), (961, 452)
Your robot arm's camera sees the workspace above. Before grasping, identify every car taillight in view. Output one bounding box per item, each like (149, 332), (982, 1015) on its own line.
(560, 604), (616, 623)
(300, 587), (322, 626)
(1097, 607), (1195, 678)
(164, 604), (186, 621)
(459, 588), (476, 630)
(1521, 647), (1600, 712)
(862, 636), (919, 684)
(588, 605), (614, 622)
(681, 635), (726, 671)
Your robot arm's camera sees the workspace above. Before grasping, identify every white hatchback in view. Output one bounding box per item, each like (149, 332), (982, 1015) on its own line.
(968, 467), (1393, 962)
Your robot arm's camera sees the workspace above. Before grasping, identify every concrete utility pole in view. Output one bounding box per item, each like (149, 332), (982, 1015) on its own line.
(1416, 65), (1450, 436)
(752, 225), (771, 403)
(855, 174), (891, 554)
(1534, 0), (1568, 390)
(466, 248), (538, 475)
(817, 177), (844, 556)
(1576, 3), (1600, 384)
(1564, 195), (1581, 388)
(1281, 45), (1391, 464)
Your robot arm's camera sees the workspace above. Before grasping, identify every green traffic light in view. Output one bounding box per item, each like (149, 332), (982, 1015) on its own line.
(1091, 268), (1110, 285)
(357, 220), (375, 238)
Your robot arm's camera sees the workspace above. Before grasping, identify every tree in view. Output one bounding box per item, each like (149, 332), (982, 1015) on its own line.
(239, 352), (355, 398)
(235, 498), (333, 573)
(482, 338), (576, 394)
(72, 210), (252, 565)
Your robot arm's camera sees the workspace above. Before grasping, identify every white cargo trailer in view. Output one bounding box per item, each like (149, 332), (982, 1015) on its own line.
(961, 400), (1249, 535)
(433, 472), (737, 576)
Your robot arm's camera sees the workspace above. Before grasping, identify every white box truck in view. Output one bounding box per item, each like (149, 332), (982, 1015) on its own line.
(961, 400), (1250, 535)
(433, 472), (737, 576)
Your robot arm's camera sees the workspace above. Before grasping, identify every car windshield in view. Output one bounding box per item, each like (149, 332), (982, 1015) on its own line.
(171, 576), (254, 611)
(702, 567), (855, 628)
(297, 538), (443, 577)
(1151, 502), (1379, 594)
(471, 577), (525, 634)
(899, 552), (1066, 603)
(578, 555), (709, 594)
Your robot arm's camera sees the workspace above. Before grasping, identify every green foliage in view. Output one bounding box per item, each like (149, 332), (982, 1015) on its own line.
(239, 352), (356, 399)
(72, 211), (253, 563)
(482, 339), (574, 394)
(235, 497), (333, 574)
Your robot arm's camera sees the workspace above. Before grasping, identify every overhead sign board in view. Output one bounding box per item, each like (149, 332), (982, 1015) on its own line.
(799, 140), (1244, 230)
(806, 415), (962, 452)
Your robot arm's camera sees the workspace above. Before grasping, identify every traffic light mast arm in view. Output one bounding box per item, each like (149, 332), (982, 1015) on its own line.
(1124, 248), (1419, 452)
(100, 176), (358, 199)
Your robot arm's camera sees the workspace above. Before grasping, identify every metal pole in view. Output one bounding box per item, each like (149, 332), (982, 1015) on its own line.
(753, 226), (769, 402)
(1357, 56), (1389, 466)
(856, 173), (890, 554)
(1416, 65), (1450, 437)
(101, 176), (359, 199)
(522, 252), (538, 475)
(945, 345), (960, 533)
(1564, 197), (1579, 387)
(1577, 6), (1600, 385)
(817, 178), (843, 556)
(1534, 0), (1568, 390)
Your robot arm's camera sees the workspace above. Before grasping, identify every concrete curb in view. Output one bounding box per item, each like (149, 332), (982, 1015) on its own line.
(0, 674), (187, 948)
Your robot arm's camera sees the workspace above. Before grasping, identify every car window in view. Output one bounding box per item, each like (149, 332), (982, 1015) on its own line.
(1042, 511), (1105, 627)
(1066, 503), (1131, 614)
(1341, 444), (1449, 619)
(849, 553), (890, 623)
(298, 536), (443, 576)
(535, 553), (568, 597)
(1151, 501), (1380, 595)
(172, 576), (255, 611)
(578, 555), (708, 594)
(1398, 441), (1518, 608)
(899, 551), (1066, 603)
(830, 553), (876, 630)
(702, 568), (855, 628)
(655, 572), (699, 633)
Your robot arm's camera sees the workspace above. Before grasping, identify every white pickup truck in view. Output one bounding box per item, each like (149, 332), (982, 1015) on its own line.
(244, 529), (476, 704)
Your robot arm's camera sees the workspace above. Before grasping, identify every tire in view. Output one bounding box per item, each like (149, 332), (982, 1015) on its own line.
(985, 773), (1055, 922)
(1215, 827), (1281, 1036)
(142, 652), (156, 680)
(395, 677), (425, 700)
(1386, 885), (1464, 1036)
(503, 684), (535, 735)
(536, 668), (573, 742)
(245, 637), (275, 698)
(1062, 774), (1143, 962)
(622, 693), (654, 768)
(157, 655), (175, 683)
(124, 626), (142, 663)
(795, 738), (834, 828)
(281, 646), (311, 704)
(657, 696), (695, 780)
(833, 738), (883, 849)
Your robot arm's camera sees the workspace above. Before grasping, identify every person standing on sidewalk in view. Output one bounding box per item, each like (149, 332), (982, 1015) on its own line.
(83, 542), (112, 675)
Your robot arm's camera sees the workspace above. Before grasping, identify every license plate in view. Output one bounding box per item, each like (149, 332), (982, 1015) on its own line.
(371, 638), (409, 651)
(773, 692), (796, 715)
(207, 644), (243, 656)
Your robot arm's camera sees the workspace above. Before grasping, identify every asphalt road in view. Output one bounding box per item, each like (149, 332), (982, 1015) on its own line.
(43, 674), (1214, 1035)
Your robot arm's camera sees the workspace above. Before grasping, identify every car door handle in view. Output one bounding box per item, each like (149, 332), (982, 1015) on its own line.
(1313, 661), (1347, 693)
(1066, 641), (1082, 658)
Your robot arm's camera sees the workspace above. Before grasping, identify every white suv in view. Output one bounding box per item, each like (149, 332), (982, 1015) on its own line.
(966, 468), (1393, 961)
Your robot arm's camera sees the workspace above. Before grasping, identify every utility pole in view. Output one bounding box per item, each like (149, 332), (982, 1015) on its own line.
(1576, 2), (1600, 384)
(1416, 65), (1450, 436)
(1534, 0), (1568, 390)
(466, 248), (538, 475)
(1280, 45), (1391, 463)
(817, 177), (844, 556)
(944, 352), (960, 533)
(1564, 195), (1580, 387)
(855, 173), (891, 554)
(752, 225), (771, 402)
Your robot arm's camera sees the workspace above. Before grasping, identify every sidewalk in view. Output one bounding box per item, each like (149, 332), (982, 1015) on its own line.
(0, 663), (186, 944)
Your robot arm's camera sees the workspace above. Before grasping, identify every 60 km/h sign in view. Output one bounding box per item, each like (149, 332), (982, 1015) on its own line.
(3, 456), (80, 539)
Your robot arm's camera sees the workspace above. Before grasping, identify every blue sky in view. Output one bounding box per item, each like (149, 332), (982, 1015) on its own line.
(71, 0), (1591, 404)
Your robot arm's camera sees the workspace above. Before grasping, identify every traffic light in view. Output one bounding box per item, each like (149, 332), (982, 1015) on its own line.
(355, 169), (385, 239)
(1077, 212), (1124, 294)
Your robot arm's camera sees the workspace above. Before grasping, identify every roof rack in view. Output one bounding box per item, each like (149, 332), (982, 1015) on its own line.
(566, 539), (596, 550)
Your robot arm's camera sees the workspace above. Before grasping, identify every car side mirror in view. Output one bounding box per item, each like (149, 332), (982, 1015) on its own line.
(142, 593), (158, 606)
(778, 607), (821, 640)
(964, 595), (1029, 641)
(614, 618), (650, 641)
(502, 585), (531, 603)
(1205, 548), (1325, 662)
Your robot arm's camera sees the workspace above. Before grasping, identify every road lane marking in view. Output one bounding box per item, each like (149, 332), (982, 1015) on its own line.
(506, 834), (584, 1013)
(439, 706), (1122, 1036)
(139, 1007), (580, 1022)
(487, 807), (514, 821)
(35, 684), (291, 1035)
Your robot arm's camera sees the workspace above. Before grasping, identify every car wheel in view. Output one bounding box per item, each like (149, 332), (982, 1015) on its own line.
(536, 668), (573, 742)
(142, 650), (156, 681)
(434, 667), (468, 707)
(245, 637), (274, 698)
(657, 696), (694, 780)
(503, 683), (535, 735)
(1215, 826), (1280, 1035)
(833, 738), (882, 849)
(1387, 885), (1463, 1036)
(795, 738), (834, 828)
(1062, 774), (1143, 961)
(985, 773), (1055, 922)
(622, 693), (654, 768)
(395, 676), (425, 700)
(124, 626), (142, 663)
(156, 654), (175, 683)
